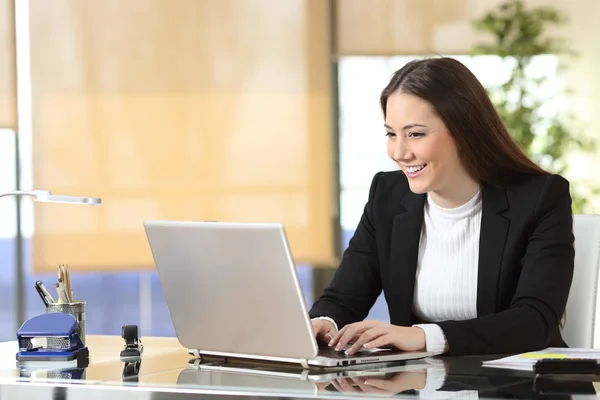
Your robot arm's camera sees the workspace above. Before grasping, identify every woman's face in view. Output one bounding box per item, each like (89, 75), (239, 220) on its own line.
(385, 92), (471, 202)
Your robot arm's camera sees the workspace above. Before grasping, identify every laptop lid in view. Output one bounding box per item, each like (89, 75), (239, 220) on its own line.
(144, 220), (319, 361)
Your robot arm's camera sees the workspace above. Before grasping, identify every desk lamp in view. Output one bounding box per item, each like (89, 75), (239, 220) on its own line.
(2, 189), (102, 326)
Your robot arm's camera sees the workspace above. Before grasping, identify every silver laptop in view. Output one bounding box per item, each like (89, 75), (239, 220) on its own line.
(144, 220), (431, 368)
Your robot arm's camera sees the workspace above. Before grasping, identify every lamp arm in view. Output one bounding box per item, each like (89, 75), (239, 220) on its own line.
(0, 190), (51, 199)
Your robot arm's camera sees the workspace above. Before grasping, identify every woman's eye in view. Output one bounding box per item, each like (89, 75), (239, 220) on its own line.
(385, 132), (396, 137)
(409, 132), (425, 138)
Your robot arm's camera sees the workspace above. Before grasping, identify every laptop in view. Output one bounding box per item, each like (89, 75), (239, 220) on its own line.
(144, 220), (431, 368)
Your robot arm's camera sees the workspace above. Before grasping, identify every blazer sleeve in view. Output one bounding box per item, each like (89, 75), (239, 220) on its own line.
(437, 175), (575, 355)
(308, 173), (383, 328)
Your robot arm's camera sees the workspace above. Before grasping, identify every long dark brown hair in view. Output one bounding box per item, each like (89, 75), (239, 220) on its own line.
(380, 57), (549, 185)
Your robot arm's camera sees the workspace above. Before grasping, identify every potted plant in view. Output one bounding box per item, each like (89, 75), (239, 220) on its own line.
(472, 0), (597, 213)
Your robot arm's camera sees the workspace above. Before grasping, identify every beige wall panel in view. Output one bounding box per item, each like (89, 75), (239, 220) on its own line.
(29, 0), (334, 271)
(336, 0), (475, 55)
(0, 0), (15, 128)
(336, 0), (594, 55)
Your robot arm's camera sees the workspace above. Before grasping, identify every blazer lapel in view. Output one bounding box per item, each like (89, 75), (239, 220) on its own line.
(477, 184), (510, 316)
(388, 190), (425, 326)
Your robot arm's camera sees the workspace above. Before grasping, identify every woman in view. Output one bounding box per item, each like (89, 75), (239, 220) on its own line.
(309, 57), (575, 356)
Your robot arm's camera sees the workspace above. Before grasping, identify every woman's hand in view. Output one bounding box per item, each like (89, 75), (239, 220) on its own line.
(328, 320), (426, 355)
(311, 319), (337, 344)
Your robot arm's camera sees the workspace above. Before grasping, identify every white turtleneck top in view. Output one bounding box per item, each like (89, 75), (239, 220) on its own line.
(315, 189), (483, 356)
(412, 189), (483, 354)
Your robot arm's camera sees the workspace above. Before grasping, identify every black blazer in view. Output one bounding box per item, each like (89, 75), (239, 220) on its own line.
(309, 171), (575, 356)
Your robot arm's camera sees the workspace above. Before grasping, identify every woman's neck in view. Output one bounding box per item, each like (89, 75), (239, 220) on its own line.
(429, 177), (481, 209)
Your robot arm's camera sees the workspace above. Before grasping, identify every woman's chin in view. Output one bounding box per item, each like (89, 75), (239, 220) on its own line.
(408, 182), (429, 195)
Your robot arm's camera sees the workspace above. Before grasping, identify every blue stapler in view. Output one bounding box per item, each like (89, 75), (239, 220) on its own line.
(16, 312), (89, 367)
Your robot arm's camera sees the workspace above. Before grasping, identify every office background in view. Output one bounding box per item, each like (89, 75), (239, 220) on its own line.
(1, 0), (599, 342)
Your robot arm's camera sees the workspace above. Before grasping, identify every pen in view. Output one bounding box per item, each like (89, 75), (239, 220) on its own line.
(34, 283), (49, 307)
(535, 359), (600, 375)
(35, 280), (55, 304)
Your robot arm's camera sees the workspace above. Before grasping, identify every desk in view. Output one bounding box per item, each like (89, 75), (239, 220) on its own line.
(0, 335), (597, 399)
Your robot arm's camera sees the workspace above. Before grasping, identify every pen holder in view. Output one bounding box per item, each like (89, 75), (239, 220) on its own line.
(46, 301), (86, 347)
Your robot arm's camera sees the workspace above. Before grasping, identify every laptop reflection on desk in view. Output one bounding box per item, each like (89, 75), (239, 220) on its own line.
(179, 357), (431, 392)
(144, 220), (431, 368)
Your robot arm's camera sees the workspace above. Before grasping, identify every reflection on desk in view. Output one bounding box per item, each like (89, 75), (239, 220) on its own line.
(18, 358), (89, 381)
(178, 358), (431, 395)
(174, 357), (539, 398)
(0, 335), (189, 385)
(0, 335), (598, 399)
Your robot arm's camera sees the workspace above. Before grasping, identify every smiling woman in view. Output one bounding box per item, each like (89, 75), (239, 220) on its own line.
(309, 56), (575, 357)
(337, 55), (565, 240)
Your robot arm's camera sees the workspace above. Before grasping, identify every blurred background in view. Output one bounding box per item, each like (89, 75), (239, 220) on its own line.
(1, 0), (599, 341)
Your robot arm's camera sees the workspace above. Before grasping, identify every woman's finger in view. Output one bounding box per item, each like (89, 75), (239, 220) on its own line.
(331, 325), (367, 351)
(345, 327), (387, 355)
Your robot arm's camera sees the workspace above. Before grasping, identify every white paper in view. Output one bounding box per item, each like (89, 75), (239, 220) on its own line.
(482, 347), (600, 371)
